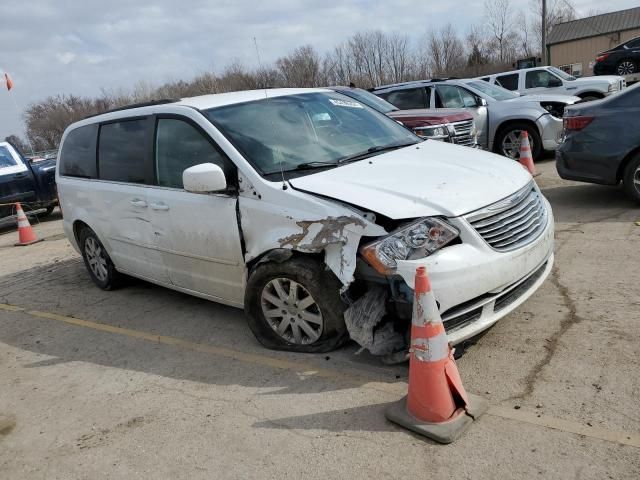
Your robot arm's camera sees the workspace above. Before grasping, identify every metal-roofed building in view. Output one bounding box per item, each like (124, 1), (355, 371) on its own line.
(547, 7), (640, 77)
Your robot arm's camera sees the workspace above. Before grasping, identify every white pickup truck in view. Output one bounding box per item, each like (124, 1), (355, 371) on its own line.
(479, 66), (626, 101)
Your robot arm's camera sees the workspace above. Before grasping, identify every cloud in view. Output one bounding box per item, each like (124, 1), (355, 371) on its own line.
(56, 52), (77, 65)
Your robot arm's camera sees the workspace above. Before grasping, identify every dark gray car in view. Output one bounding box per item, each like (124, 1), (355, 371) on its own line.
(556, 82), (640, 202)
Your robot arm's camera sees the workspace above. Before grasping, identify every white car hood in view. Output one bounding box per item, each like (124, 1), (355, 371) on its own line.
(289, 141), (531, 219)
(573, 75), (620, 86)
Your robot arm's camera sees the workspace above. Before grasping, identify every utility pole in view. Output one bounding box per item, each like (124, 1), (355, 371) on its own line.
(541, 0), (547, 65)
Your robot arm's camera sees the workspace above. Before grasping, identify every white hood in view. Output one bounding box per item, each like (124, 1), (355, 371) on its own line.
(289, 141), (532, 219)
(511, 93), (581, 104)
(573, 75), (621, 86)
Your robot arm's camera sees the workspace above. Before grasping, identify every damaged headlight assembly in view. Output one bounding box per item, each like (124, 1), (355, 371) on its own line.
(360, 218), (459, 275)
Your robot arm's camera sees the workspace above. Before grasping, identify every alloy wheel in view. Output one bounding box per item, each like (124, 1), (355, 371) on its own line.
(84, 237), (109, 282)
(617, 61), (636, 75)
(501, 130), (534, 159)
(634, 165), (640, 195)
(260, 278), (323, 344)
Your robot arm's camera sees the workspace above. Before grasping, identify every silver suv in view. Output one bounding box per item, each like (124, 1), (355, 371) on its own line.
(372, 79), (581, 160)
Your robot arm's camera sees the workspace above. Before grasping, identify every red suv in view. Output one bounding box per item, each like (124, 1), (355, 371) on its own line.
(329, 86), (478, 147)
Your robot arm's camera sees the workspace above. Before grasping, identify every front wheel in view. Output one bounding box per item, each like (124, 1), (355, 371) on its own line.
(244, 257), (349, 353)
(494, 123), (542, 161)
(622, 154), (640, 204)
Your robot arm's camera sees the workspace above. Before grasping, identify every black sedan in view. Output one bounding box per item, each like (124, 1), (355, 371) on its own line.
(594, 36), (640, 76)
(556, 82), (640, 202)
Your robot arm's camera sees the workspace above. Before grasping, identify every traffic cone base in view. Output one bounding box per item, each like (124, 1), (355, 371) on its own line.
(386, 393), (488, 444)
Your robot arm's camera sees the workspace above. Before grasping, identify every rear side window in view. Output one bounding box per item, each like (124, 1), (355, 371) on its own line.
(59, 124), (98, 178)
(380, 88), (426, 110)
(155, 118), (235, 189)
(98, 119), (149, 183)
(0, 145), (19, 168)
(495, 73), (519, 91)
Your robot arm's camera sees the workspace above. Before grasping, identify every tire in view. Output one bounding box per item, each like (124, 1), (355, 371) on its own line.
(244, 256), (349, 353)
(616, 60), (637, 76)
(622, 154), (640, 204)
(79, 227), (122, 290)
(494, 122), (542, 161)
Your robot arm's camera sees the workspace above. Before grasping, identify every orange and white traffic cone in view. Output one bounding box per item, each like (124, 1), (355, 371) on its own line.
(14, 203), (42, 246)
(385, 266), (487, 444)
(518, 131), (537, 176)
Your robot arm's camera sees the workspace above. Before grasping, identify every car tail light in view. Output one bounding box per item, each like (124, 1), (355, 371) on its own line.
(595, 53), (609, 62)
(563, 116), (594, 131)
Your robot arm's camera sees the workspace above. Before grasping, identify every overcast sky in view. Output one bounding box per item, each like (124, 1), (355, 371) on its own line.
(1, 0), (637, 141)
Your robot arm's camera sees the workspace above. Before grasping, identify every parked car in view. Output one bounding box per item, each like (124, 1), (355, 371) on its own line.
(56, 89), (554, 353)
(329, 86), (478, 146)
(556, 82), (640, 202)
(372, 79), (580, 160)
(0, 141), (58, 219)
(479, 66), (626, 101)
(594, 36), (640, 76)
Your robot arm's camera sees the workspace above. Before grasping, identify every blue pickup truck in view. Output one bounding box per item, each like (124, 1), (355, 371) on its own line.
(0, 141), (58, 219)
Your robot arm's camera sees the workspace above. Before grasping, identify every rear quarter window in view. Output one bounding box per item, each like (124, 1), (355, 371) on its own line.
(59, 124), (98, 178)
(98, 119), (149, 184)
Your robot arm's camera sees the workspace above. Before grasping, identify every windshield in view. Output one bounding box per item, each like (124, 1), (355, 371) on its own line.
(548, 66), (575, 81)
(336, 88), (398, 113)
(466, 81), (519, 101)
(205, 92), (419, 176)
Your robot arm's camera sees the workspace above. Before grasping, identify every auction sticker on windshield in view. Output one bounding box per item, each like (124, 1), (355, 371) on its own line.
(329, 98), (363, 108)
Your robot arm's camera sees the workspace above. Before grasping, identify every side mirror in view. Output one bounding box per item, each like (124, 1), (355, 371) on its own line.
(548, 78), (563, 87)
(477, 97), (488, 107)
(183, 163), (227, 193)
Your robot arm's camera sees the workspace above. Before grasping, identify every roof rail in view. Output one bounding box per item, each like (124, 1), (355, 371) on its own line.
(83, 99), (179, 120)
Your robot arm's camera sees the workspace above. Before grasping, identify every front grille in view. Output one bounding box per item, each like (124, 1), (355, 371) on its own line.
(494, 261), (548, 312)
(450, 119), (475, 146)
(444, 307), (483, 333)
(465, 183), (548, 251)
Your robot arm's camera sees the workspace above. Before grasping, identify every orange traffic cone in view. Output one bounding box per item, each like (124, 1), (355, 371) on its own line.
(385, 266), (487, 443)
(518, 131), (537, 176)
(14, 203), (42, 246)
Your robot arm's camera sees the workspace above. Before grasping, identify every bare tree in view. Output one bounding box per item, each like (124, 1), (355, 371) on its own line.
(484, 0), (517, 63)
(276, 45), (323, 87)
(424, 24), (466, 77)
(4, 135), (30, 154)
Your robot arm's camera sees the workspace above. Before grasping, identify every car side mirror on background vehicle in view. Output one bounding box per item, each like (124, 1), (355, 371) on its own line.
(477, 98), (488, 107)
(183, 163), (227, 193)
(548, 78), (562, 87)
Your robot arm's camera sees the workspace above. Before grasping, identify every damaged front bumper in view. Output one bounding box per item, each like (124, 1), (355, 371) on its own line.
(389, 198), (554, 344)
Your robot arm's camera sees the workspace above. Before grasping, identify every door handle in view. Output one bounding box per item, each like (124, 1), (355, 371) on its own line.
(130, 199), (148, 208)
(13, 172), (28, 179)
(150, 202), (170, 211)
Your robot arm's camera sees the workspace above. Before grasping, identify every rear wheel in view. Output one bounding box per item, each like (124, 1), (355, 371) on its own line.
(616, 60), (637, 76)
(244, 256), (349, 352)
(494, 123), (542, 161)
(622, 154), (640, 204)
(79, 227), (122, 290)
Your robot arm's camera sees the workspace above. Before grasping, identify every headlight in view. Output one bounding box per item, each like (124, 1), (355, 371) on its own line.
(608, 83), (617, 92)
(360, 218), (459, 275)
(414, 125), (449, 140)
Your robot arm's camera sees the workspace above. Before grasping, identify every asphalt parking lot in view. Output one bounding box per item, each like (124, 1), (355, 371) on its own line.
(1, 158), (639, 479)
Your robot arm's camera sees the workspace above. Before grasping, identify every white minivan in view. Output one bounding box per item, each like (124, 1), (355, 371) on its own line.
(56, 88), (554, 353)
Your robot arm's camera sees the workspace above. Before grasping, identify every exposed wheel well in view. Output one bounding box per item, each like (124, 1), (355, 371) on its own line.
(578, 91), (604, 100)
(72, 220), (90, 246)
(616, 146), (640, 183)
(245, 248), (324, 276)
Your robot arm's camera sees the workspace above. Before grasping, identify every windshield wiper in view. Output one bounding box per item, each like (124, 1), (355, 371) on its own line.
(293, 161), (340, 171)
(337, 141), (419, 164)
